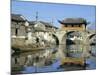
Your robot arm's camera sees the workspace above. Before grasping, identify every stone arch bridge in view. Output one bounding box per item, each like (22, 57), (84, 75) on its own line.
(52, 30), (96, 59)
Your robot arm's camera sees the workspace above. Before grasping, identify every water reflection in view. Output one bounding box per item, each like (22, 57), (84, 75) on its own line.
(11, 45), (96, 74)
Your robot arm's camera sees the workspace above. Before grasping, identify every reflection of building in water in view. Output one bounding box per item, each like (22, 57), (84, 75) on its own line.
(65, 32), (83, 57)
(11, 48), (54, 67)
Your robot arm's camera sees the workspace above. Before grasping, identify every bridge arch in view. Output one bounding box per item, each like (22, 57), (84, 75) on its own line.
(89, 34), (96, 45)
(61, 31), (83, 43)
(86, 33), (96, 45)
(89, 34), (96, 39)
(66, 31), (83, 57)
(52, 34), (59, 45)
(87, 33), (96, 56)
(59, 31), (84, 57)
(55, 30), (96, 59)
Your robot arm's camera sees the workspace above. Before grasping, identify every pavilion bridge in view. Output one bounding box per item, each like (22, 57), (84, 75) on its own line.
(51, 18), (96, 66)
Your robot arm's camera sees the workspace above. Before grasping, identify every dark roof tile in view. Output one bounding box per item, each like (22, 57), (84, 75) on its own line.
(11, 14), (26, 22)
(59, 18), (87, 25)
(29, 21), (58, 29)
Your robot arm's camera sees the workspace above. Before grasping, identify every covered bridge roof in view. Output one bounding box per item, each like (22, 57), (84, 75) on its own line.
(58, 18), (88, 25)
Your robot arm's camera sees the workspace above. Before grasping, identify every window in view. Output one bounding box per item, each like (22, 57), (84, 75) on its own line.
(15, 28), (18, 36)
(67, 25), (72, 27)
(74, 25), (79, 27)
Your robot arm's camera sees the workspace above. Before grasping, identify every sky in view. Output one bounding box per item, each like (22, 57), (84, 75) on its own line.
(11, 0), (96, 29)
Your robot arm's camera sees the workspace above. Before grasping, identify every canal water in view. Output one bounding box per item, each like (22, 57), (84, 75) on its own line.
(11, 45), (96, 74)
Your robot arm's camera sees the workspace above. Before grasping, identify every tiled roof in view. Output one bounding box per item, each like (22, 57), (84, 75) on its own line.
(58, 18), (88, 25)
(28, 21), (36, 25)
(11, 14), (26, 22)
(29, 21), (58, 29)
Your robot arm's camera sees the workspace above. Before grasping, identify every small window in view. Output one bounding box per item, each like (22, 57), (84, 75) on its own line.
(67, 25), (72, 27)
(15, 28), (18, 36)
(65, 25), (68, 27)
(72, 25), (74, 27)
(74, 25), (79, 27)
(79, 25), (83, 27)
